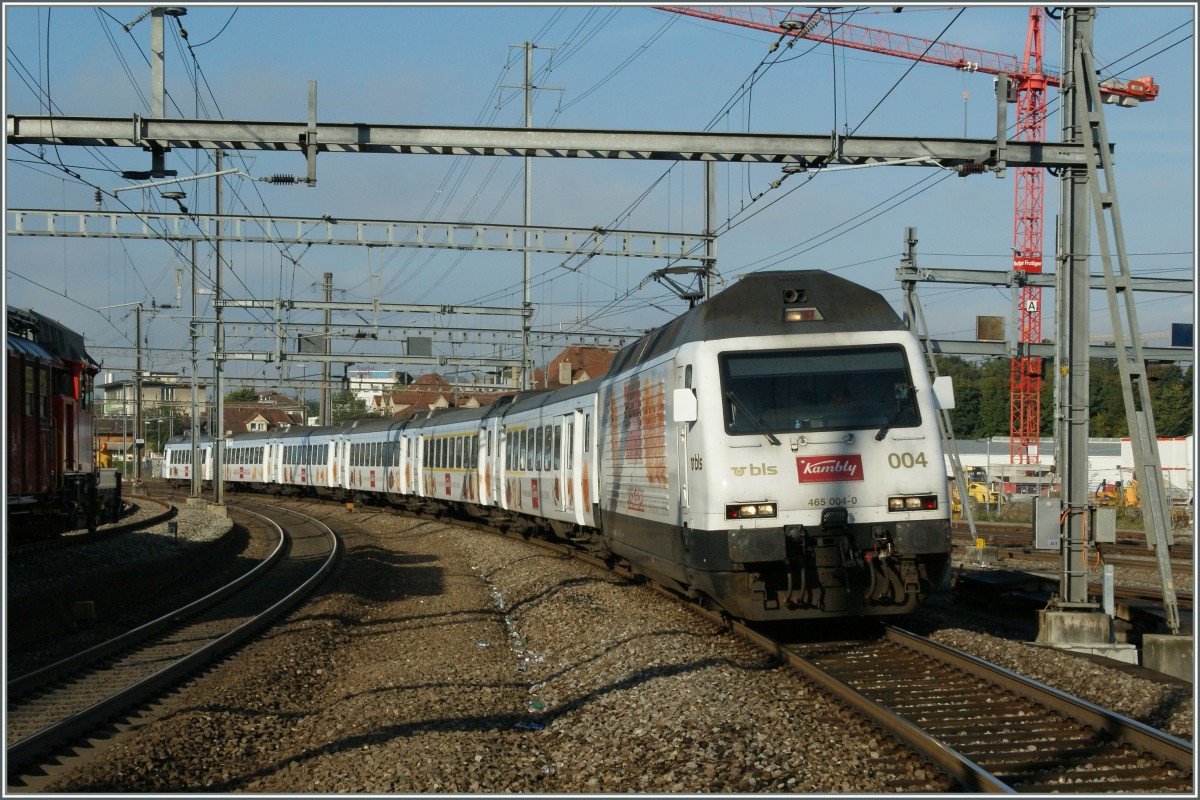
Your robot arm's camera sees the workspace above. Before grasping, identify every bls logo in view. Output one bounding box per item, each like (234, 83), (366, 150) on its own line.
(730, 463), (778, 477)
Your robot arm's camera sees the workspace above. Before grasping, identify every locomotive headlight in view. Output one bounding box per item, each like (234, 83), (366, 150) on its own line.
(888, 495), (938, 512)
(783, 306), (825, 323)
(726, 502), (777, 520)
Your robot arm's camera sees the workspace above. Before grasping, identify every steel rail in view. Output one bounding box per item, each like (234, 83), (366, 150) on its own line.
(5, 505), (340, 776)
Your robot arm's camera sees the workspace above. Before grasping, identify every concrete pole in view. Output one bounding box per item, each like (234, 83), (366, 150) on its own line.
(190, 238), (201, 497)
(521, 41), (533, 391)
(134, 302), (143, 487)
(151, 9), (164, 119)
(705, 161), (717, 300)
(1056, 8), (1094, 607)
(213, 149), (225, 506)
(321, 272), (332, 425)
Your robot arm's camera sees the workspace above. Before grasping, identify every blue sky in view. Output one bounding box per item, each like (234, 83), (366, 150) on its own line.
(4, 3), (1196, 395)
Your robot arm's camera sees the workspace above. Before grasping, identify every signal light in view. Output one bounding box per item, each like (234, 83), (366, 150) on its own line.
(888, 494), (938, 512)
(783, 307), (824, 322)
(726, 502), (777, 520)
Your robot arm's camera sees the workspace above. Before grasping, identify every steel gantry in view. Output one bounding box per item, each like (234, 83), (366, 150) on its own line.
(656, 6), (1161, 469)
(6, 7), (1186, 637)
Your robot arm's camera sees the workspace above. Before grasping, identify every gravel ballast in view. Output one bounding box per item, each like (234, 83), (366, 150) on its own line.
(13, 499), (1194, 792)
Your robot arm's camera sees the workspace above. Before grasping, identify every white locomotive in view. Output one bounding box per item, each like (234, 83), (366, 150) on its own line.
(165, 270), (954, 622)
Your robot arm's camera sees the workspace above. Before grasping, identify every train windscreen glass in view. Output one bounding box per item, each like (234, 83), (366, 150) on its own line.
(719, 345), (920, 434)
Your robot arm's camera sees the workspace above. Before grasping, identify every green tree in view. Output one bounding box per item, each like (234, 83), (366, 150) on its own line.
(976, 358), (1011, 437)
(1146, 363), (1193, 438)
(331, 390), (373, 423)
(1088, 360), (1125, 437)
(225, 387), (258, 403)
(935, 355), (982, 437)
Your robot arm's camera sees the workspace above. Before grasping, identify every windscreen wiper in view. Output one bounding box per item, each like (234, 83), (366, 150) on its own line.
(876, 385), (917, 441)
(725, 391), (781, 446)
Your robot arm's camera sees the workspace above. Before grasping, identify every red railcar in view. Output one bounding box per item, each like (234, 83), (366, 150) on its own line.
(6, 307), (120, 536)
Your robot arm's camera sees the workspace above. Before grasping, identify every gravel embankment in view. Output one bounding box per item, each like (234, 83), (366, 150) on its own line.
(12, 499), (1193, 792)
(6, 500), (242, 677)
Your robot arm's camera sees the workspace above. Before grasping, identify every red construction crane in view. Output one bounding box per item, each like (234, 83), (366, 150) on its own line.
(659, 6), (1158, 465)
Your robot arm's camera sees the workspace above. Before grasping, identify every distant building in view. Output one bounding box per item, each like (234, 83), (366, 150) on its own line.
(532, 346), (618, 390)
(222, 391), (306, 436)
(98, 371), (209, 417)
(346, 366), (416, 406)
(378, 373), (508, 419)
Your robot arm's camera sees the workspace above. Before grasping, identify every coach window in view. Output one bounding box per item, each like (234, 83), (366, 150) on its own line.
(81, 372), (93, 411)
(40, 366), (51, 418)
(566, 421), (574, 469)
(553, 425), (561, 470)
(584, 414), (591, 453)
(533, 427), (542, 471)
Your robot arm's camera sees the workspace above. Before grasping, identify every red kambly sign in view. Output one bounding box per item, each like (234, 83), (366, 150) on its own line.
(795, 455), (864, 483)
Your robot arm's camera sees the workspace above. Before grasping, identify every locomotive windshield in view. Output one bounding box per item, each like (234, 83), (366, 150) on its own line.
(719, 345), (920, 435)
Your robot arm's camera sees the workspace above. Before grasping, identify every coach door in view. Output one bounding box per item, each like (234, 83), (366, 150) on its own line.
(569, 409), (588, 526)
(676, 363), (694, 512)
(552, 415), (570, 516)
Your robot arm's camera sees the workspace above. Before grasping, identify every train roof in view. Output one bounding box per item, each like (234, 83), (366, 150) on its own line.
(165, 434), (213, 445)
(336, 417), (411, 434)
(607, 270), (904, 376)
(6, 307), (99, 370)
(405, 404), (492, 430)
(507, 378), (600, 414)
(7, 331), (62, 366)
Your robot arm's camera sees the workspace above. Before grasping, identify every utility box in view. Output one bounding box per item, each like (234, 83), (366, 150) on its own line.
(1090, 506), (1117, 543)
(1033, 497), (1061, 549)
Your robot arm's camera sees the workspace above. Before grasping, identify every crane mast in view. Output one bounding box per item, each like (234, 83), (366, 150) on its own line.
(1010, 8), (1046, 465)
(658, 6), (1159, 466)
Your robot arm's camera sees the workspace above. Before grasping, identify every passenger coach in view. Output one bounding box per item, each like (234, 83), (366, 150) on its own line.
(163, 271), (953, 623)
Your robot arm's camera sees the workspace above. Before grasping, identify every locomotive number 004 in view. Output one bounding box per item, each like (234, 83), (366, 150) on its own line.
(808, 496), (858, 507)
(887, 452), (929, 469)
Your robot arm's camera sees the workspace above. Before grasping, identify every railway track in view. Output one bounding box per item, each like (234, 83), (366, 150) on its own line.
(5, 501), (340, 783)
(740, 625), (1193, 793)
(954, 523), (1193, 563)
(7, 496), (174, 558)
(364, 497), (1193, 792)
(112, 490), (1190, 792)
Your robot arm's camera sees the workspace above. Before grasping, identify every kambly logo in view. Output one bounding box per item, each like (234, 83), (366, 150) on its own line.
(795, 455), (864, 483)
